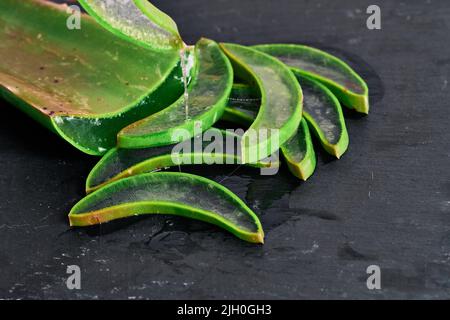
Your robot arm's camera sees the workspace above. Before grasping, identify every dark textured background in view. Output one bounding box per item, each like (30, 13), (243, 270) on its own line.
(0, 0), (449, 299)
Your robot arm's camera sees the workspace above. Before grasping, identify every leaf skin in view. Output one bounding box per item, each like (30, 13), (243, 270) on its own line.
(70, 172), (265, 244)
(220, 43), (303, 164)
(86, 129), (280, 194)
(118, 38), (234, 149)
(253, 44), (369, 114)
(0, 0), (186, 155)
(78, 0), (183, 51)
(223, 85), (316, 180)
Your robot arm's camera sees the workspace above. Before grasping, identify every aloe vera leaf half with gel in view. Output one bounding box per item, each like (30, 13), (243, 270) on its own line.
(281, 118), (317, 180)
(223, 84), (316, 180)
(225, 76), (348, 158)
(0, 0), (186, 155)
(86, 128), (280, 193)
(70, 172), (265, 244)
(78, 0), (183, 51)
(297, 74), (349, 158)
(253, 44), (369, 114)
(118, 38), (233, 149)
(220, 43), (303, 164)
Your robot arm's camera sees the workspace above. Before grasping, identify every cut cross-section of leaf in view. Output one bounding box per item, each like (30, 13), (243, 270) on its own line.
(0, 0), (187, 155)
(225, 78), (348, 158)
(253, 44), (369, 114)
(78, 0), (183, 51)
(118, 38), (233, 149)
(220, 43), (303, 164)
(223, 84), (316, 180)
(281, 118), (316, 180)
(86, 128), (279, 193)
(297, 75), (349, 158)
(70, 172), (265, 244)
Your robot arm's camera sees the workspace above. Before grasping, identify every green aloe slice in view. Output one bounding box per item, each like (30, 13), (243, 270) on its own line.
(78, 0), (182, 51)
(281, 119), (316, 180)
(118, 38), (233, 149)
(253, 44), (369, 114)
(0, 0), (187, 155)
(223, 85), (316, 180)
(220, 43), (303, 164)
(225, 76), (348, 158)
(70, 172), (264, 244)
(297, 75), (349, 158)
(86, 129), (279, 193)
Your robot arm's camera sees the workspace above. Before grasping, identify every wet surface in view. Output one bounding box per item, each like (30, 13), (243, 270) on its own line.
(0, 0), (450, 299)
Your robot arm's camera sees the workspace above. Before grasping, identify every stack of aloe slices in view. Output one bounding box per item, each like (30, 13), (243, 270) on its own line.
(0, 0), (370, 244)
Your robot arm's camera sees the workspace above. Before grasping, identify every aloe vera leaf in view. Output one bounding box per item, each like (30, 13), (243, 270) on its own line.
(281, 119), (317, 180)
(70, 172), (264, 244)
(220, 43), (303, 164)
(118, 38), (233, 149)
(225, 76), (348, 158)
(253, 44), (369, 114)
(297, 74), (349, 158)
(86, 128), (279, 193)
(0, 0), (187, 155)
(78, 0), (182, 51)
(223, 85), (316, 180)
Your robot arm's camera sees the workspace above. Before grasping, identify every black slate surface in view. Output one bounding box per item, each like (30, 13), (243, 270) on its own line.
(1, 0), (449, 299)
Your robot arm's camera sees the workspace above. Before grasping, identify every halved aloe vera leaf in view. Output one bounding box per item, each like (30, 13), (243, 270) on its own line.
(0, 0), (186, 155)
(223, 85), (316, 180)
(70, 172), (264, 244)
(225, 77), (348, 158)
(220, 43), (303, 164)
(118, 38), (233, 149)
(281, 119), (316, 180)
(297, 75), (349, 158)
(78, 0), (182, 51)
(86, 128), (279, 193)
(253, 44), (369, 114)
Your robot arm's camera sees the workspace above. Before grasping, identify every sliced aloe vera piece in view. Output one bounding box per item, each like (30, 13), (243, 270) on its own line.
(70, 172), (264, 244)
(78, 0), (182, 51)
(225, 76), (348, 158)
(86, 129), (279, 193)
(220, 43), (303, 164)
(118, 38), (233, 149)
(0, 0), (186, 155)
(224, 85), (316, 180)
(297, 75), (349, 158)
(253, 44), (369, 114)
(281, 119), (316, 180)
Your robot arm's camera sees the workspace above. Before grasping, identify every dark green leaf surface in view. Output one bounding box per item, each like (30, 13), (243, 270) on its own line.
(0, 0), (185, 155)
